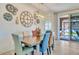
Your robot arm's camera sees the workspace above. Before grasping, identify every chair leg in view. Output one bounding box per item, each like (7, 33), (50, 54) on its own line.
(14, 53), (16, 55)
(52, 44), (54, 50)
(31, 51), (34, 55)
(47, 48), (49, 55)
(42, 52), (44, 55)
(49, 46), (51, 55)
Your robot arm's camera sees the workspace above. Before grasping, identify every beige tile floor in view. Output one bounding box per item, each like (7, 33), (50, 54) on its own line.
(1, 40), (79, 55)
(53, 40), (79, 55)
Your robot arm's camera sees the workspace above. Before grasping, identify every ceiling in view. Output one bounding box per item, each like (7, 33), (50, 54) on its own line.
(31, 3), (79, 13)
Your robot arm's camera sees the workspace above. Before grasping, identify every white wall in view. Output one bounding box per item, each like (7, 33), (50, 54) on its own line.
(46, 12), (58, 40)
(0, 3), (49, 54)
(57, 9), (79, 16)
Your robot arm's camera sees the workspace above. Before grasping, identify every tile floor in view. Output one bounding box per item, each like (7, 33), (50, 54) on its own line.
(1, 40), (79, 55)
(53, 40), (79, 55)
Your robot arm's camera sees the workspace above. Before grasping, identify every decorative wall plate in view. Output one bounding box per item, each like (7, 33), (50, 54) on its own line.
(20, 11), (33, 27)
(3, 13), (13, 21)
(15, 17), (19, 24)
(6, 4), (18, 15)
(34, 13), (40, 24)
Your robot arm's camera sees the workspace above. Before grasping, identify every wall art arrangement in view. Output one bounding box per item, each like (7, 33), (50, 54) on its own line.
(3, 13), (13, 21)
(6, 4), (18, 15)
(4, 4), (40, 27)
(15, 17), (19, 24)
(34, 13), (40, 24)
(20, 11), (33, 27)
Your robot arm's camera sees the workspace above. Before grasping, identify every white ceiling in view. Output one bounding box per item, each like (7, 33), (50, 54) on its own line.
(31, 3), (79, 13)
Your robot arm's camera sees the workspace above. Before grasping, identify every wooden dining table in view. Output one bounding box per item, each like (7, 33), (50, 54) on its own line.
(22, 36), (42, 47)
(13, 32), (43, 53)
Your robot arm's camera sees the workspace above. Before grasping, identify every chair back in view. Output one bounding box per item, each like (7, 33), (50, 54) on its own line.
(40, 31), (50, 53)
(48, 31), (54, 47)
(12, 34), (23, 55)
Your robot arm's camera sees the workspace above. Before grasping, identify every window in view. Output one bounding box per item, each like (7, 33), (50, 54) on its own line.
(44, 21), (51, 31)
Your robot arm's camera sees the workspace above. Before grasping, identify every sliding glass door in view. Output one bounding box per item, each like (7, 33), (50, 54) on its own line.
(70, 14), (79, 41)
(60, 13), (79, 41)
(60, 16), (71, 40)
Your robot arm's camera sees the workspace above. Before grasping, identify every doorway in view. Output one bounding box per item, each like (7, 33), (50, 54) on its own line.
(70, 14), (79, 41)
(58, 14), (79, 41)
(59, 16), (70, 41)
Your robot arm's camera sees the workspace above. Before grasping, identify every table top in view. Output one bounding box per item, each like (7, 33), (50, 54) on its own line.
(22, 36), (42, 46)
(13, 32), (43, 47)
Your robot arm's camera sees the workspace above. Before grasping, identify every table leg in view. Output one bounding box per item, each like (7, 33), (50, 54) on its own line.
(36, 45), (40, 55)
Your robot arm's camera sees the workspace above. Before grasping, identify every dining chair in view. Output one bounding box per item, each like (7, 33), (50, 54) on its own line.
(12, 34), (34, 55)
(39, 31), (51, 55)
(48, 31), (54, 55)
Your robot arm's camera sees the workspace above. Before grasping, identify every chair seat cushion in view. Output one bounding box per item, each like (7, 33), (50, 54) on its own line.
(22, 47), (34, 54)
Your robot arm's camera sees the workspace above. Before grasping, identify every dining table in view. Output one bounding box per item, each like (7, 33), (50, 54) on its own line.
(12, 32), (44, 53)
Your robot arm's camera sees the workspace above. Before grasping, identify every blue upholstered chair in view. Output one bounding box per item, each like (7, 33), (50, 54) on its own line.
(40, 31), (51, 55)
